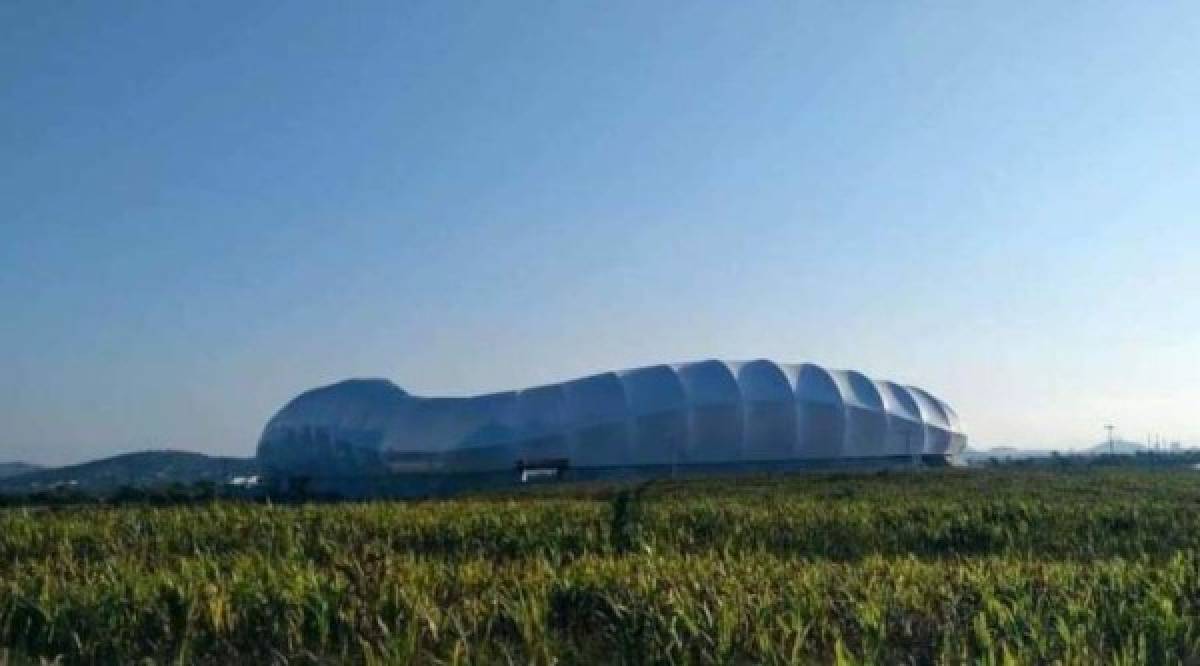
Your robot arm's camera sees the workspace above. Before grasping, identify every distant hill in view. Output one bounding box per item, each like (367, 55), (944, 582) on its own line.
(961, 446), (1058, 463)
(0, 462), (43, 479)
(961, 441), (1171, 465)
(0, 450), (258, 494)
(1084, 440), (1148, 455)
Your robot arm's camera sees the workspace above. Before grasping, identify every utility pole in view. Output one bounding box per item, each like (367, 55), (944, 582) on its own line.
(1105, 424), (1115, 455)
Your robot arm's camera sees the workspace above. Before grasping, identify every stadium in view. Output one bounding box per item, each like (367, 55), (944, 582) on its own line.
(257, 359), (967, 496)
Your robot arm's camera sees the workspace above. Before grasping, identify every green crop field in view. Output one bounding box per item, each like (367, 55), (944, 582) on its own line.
(4, 468), (1200, 664)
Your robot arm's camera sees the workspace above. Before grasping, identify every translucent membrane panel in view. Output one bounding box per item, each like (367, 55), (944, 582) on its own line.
(406, 397), (516, 454)
(459, 392), (520, 449)
(743, 400), (796, 460)
(562, 373), (630, 467)
(904, 386), (952, 455)
(571, 422), (630, 468)
(440, 444), (515, 473)
(515, 386), (570, 462)
(257, 429), (309, 471)
(562, 376), (627, 423)
(923, 427), (952, 455)
(843, 406), (888, 458)
(262, 427), (381, 476)
(676, 360), (743, 463)
(797, 402), (844, 459)
(622, 365), (687, 466)
(514, 433), (570, 463)
(792, 364), (846, 460)
(631, 410), (689, 466)
(885, 421), (925, 457)
(877, 382), (926, 457)
(689, 402), (743, 463)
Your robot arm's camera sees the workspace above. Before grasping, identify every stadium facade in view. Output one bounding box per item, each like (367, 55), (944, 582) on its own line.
(257, 360), (967, 496)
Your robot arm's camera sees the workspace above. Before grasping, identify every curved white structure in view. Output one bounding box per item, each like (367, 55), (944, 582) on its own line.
(257, 360), (966, 487)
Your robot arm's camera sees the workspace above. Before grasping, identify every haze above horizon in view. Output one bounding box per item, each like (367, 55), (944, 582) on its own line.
(3, 1), (1199, 465)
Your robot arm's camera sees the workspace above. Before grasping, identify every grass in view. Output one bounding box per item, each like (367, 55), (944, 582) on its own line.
(3, 468), (1200, 663)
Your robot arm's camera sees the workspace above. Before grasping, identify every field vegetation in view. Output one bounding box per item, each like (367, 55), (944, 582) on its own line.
(3, 468), (1200, 663)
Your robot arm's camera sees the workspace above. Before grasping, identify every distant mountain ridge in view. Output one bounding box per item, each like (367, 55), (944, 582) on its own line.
(0, 462), (43, 479)
(0, 450), (257, 493)
(960, 446), (1056, 462)
(962, 440), (1173, 463)
(1083, 440), (1148, 455)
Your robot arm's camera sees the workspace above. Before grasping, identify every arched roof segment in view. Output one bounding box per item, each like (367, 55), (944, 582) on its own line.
(674, 360), (741, 407)
(676, 360), (744, 463)
(258, 379), (413, 474)
(791, 363), (843, 406)
(265, 379), (409, 435)
(620, 365), (687, 414)
(514, 384), (570, 460)
(878, 381), (922, 423)
(876, 380), (926, 457)
(736, 359), (794, 403)
(562, 372), (629, 426)
(561, 372), (631, 466)
(620, 364), (688, 465)
(791, 364), (846, 459)
(829, 370), (884, 411)
(906, 386), (951, 430)
(737, 360), (797, 460)
(906, 385), (953, 455)
(515, 384), (567, 435)
(827, 370), (887, 457)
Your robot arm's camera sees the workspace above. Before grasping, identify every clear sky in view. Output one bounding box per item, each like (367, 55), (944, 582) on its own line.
(3, 1), (1199, 464)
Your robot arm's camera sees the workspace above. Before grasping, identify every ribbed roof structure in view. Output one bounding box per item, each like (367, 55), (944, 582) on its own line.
(258, 360), (966, 477)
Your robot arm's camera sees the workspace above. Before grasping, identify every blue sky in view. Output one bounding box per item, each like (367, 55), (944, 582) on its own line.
(3, 1), (1199, 464)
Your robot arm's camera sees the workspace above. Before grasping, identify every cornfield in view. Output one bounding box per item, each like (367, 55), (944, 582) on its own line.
(4, 468), (1200, 664)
